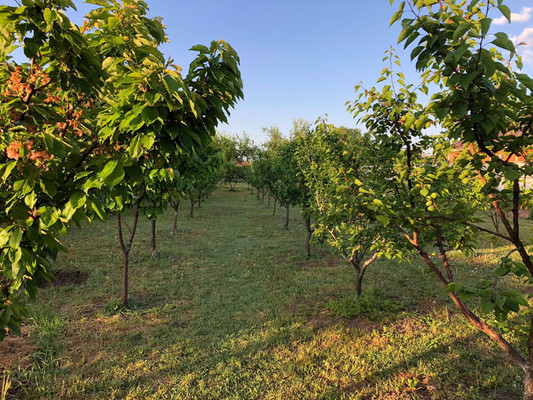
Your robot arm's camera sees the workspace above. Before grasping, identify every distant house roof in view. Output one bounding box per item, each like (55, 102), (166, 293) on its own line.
(448, 131), (531, 164)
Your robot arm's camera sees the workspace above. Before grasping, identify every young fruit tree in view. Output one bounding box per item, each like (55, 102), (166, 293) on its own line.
(362, 0), (533, 396)
(296, 122), (406, 298)
(88, 0), (243, 307)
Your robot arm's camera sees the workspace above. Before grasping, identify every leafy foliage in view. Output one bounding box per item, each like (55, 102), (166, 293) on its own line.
(0, 0), (242, 335)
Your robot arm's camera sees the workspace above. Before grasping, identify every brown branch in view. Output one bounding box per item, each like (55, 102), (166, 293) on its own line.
(63, 141), (100, 184)
(512, 178), (520, 238)
(447, 288), (526, 368)
(128, 191), (145, 249)
(436, 225), (454, 282)
(362, 252), (378, 271)
(464, 222), (512, 242)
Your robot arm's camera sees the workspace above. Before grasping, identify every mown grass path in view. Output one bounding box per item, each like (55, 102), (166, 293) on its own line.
(1, 184), (526, 399)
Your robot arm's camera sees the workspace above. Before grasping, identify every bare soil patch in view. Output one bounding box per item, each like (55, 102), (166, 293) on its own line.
(39, 269), (88, 288)
(0, 330), (34, 371)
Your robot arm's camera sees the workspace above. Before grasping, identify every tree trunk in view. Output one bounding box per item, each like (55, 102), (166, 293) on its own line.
(251, 186), (254, 195)
(305, 216), (312, 258)
(190, 198), (194, 217)
(524, 368), (533, 400)
(151, 218), (157, 259)
(121, 248), (130, 307)
(273, 198), (277, 216)
(285, 205), (290, 229)
(354, 269), (364, 301)
(352, 252), (378, 302)
(172, 203), (180, 234)
(256, 189), (260, 200)
(117, 201), (142, 308)
(261, 192), (265, 203)
(268, 195), (271, 206)
(198, 196), (202, 208)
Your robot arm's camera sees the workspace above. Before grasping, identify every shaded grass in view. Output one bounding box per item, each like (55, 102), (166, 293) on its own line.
(1, 183), (528, 399)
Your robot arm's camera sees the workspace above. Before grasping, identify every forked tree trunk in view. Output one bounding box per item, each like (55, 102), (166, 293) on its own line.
(305, 216), (312, 258)
(352, 253), (378, 301)
(151, 218), (157, 259)
(117, 194), (143, 307)
(273, 198), (277, 216)
(190, 198), (195, 217)
(284, 205), (290, 229)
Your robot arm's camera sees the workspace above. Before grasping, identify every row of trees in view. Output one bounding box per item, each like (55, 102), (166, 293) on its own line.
(0, 0), (243, 337)
(243, 0), (533, 397)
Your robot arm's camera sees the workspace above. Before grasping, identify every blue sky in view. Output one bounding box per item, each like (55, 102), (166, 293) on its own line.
(6, 0), (533, 144)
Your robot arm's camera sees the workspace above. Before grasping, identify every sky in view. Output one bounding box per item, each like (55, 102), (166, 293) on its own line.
(5, 0), (533, 144)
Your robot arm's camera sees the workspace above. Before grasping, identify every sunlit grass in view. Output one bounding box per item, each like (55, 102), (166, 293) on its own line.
(0, 183), (528, 399)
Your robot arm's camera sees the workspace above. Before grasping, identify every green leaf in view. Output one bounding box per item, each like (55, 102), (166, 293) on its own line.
(189, 99), (198, 118)
(420, 188), (429, 197)
(453, 22), (473, 41)
(163, 75), (180, 95)
(503, 167), (520, 182)
(141, 107), (159, 125)
(390, 2), (404, 27)
(495, 266), (509, 276)
(0, 229), (10, 247)
(129, 135), (142, 159)
(481, 301), (495, 314)
(9, 228), (22, 248)
(85, 0), (110, 5)
(89, 196), (106, 221)
(190, 44), (209, 53)
(498, 5), (511, 23)
(1, 161), (17, 182)
(492, 33), (515, 52)
(69, 191), (87, 210)
(376, 215), (390, 226)
(108, 16), (119, 29)
(140, 134), (155, 150)
(43, 8), (52, 25)
(480, 18), (491, 37)
(98, 160), (125, 188)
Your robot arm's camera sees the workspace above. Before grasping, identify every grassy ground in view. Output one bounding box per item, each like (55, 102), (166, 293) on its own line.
(0, 183), (529, 399)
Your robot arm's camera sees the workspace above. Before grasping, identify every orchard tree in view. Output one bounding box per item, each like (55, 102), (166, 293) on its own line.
(216, 133), (253, 191)
(0, 0), (106, 339)
(354, 0), (533, 396)
(88, 0), (243, 306)
(297, 122), (406, 297)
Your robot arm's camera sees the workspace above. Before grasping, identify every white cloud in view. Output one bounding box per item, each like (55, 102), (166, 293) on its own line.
(511, 27), (533, 64)
(494, 7), (532, 25)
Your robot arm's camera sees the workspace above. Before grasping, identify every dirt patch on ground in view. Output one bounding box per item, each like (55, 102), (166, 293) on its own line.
(287, 297), (324, 315)
(306, 310), (335, 330)
(416, 298), (448, 314)
(0, 330), (34, 371)
(341, 316), (379, 333)
(39, 269), (88, 288)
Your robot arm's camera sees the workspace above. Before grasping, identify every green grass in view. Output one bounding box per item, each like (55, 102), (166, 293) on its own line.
(2, 183), (529, 399)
